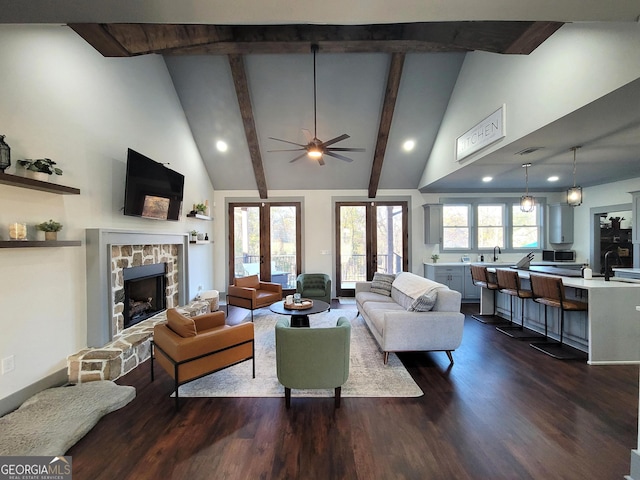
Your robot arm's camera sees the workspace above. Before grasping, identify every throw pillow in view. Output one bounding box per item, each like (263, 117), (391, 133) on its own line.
(408, 292), (437, 312)
(370, 272), (395, 296)
(166, 308), (197, 337)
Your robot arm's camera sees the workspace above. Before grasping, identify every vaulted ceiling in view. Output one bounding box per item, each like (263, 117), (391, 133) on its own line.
(4, 1), (639, 198)
(68, 22), (561, 198)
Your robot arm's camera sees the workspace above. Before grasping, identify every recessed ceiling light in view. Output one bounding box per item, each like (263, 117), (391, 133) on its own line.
(482, 176), (493, 182)
(547, 176), (559, 182)
(216, 140), (228, 152)
(402, 139), (415, 152)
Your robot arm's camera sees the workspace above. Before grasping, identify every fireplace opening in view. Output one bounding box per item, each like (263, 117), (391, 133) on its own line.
(123, 263), (167, 329)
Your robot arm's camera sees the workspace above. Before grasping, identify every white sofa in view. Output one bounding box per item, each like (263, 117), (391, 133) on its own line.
(356, 271), (465, 364)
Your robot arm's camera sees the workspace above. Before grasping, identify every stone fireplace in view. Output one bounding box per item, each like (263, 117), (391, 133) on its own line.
(122, 262), (167, 329)
(85, 229), (189, 347)
(70, 229), (208, 384)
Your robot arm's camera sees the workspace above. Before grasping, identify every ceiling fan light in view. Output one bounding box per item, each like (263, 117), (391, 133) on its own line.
(307, 149), (322, 159)
(567, 186), (582, 206)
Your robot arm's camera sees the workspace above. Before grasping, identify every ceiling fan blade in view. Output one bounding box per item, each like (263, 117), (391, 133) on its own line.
(267, 148), (306, 152)
(302, 129), (313, 143)
(324, 151), (354, 163)
(269, 137), (307, 147)
(321, 133), (350, 147)
(318, 156), (325, 166)
(289, 152), (310, 163)
(326, 147), (366, 152)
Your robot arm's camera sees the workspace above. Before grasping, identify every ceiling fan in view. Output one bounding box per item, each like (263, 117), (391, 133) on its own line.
(268, 44), (365, 166)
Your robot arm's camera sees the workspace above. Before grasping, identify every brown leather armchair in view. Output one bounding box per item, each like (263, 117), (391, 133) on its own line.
(226, 274), (282, 321)
(151, 308), (254, 410)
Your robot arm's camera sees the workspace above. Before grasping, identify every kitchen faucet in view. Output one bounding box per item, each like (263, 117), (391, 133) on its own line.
(493, 246), (501, 262)
(604, 250), (621, 281)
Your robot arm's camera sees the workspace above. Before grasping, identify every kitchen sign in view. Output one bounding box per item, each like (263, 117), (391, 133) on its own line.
(456, 105), (505, 162)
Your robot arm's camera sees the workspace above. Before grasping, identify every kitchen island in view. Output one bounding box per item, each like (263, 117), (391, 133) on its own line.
(479, 267), (640, 365)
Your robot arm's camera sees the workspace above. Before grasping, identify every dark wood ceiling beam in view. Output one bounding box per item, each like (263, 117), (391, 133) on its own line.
(68, 23), (130, 57)
(504, 21), (564, 54)
(368, 52), (405, 199)
(69, 21), (563, 57)
(228, 54), (269, 199)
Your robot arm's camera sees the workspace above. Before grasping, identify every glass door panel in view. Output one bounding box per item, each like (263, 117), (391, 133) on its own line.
(338, 205), (367, 294)
(229, 202), (301, 294)
(336, 201), (408, 296)
(376, 204), (404, 275)
(232, 206), (261, 279)
(270, 205), (297, 289)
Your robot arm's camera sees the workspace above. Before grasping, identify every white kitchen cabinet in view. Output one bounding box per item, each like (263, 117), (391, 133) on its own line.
(548, 203), (574, 244)
(462, 265), (480, 300)
(423, 204), (442, 245)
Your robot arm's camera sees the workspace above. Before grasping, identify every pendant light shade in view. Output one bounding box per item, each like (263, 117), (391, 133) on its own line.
(520, 163), (535, 212)
(567, 146), (583, 206)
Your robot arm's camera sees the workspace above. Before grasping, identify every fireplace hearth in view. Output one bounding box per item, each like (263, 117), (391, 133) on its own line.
(122, 263), (167, 328)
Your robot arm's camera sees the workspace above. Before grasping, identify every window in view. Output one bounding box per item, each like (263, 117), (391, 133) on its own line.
(477, 204), (504, 249)
(512, 204), (540, 249)
(441, 198), (543, 252)
(442, 205), (470, 249)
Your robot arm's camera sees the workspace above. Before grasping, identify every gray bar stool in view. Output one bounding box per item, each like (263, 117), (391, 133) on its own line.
(494, 269), (545, 340)
(529, 274), (588, 360)
(470, 265), (508, 325)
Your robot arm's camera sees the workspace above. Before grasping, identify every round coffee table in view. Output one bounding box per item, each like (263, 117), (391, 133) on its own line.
(269, 299), (330, 327)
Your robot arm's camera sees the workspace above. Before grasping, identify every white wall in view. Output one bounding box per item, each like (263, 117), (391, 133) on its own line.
(420, 22), (640, 187)
(0, 25), (214, 401)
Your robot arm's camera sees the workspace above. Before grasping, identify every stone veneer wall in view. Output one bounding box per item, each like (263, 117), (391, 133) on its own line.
(111, 244), (180, 339)
(68, 301), (209, 384)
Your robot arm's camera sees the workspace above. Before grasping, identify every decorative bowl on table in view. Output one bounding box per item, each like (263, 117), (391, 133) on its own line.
(284, 299), (313, 310)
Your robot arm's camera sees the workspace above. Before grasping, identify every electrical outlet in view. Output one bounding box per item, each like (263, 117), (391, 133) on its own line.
(2, 355), (15, 374)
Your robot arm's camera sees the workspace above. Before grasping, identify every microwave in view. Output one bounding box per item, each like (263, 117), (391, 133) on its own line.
(542, 250), (576, 262)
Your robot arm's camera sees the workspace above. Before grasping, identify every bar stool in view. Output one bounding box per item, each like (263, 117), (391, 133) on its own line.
(470, 265), (507, 324)
(529, 274), (588, 360)
(494, 269), (545, 340)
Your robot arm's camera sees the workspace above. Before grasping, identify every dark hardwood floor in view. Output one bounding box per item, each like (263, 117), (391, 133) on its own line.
(67, 302), (639, 479)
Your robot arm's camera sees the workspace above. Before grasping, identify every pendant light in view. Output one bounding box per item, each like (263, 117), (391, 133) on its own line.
(520, 163), (535, 212)
(567, 146), (583, 206)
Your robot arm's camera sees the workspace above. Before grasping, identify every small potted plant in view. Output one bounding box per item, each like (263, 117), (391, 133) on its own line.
(190, 230), (198, 242)
(430, 253), (440, 263)
(194, 203), (207, 215)
(36, 219), (63, 241)
(16, 158), (63, 181)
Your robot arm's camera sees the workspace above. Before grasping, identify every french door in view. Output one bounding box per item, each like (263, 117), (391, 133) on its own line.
(335, 201), (408, 296)
(228, 202), (301, 294)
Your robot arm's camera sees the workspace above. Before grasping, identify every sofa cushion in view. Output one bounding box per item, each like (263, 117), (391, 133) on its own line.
(366, 301), (406, 334)
(370, 272), (395, 296)
(408, 292), (437, 312)
(356, 291), (396, 307)
(166, 308), (197, 337)
(236, 275), (260, 289)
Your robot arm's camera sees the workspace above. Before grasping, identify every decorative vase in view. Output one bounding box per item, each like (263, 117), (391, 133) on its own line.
(9, 222), (27, 240)
(0, 135), (10, 173)
(45, 231), (58, 241)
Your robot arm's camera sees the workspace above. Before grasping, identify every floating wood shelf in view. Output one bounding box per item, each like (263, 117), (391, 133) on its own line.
(0, 172), (81, 195)
(189, 240), (210, 245)
(186, 213), (212, 220)
(0, 240), (82, 248)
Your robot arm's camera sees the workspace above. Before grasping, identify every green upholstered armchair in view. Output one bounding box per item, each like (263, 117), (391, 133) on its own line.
(296, 273), (332, 306)
(275, 317), (351, 408)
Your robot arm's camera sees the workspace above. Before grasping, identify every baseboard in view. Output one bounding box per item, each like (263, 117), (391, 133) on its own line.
(628, 449), (640, 480)
(0, 368), (68, 417)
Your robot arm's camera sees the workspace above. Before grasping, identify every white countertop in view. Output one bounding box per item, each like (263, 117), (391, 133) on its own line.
(500, 269), (640, 290)
(424, 261), (582, 267)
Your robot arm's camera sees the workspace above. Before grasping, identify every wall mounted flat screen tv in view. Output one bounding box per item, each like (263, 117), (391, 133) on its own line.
(123, 148), (184, 221)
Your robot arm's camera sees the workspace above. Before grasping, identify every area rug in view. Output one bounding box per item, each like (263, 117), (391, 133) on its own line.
(177, 309), (423, 398)
(0, 381), (135, 456)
